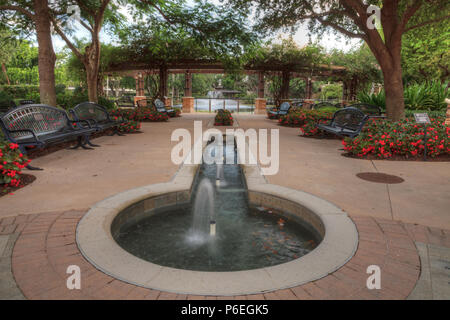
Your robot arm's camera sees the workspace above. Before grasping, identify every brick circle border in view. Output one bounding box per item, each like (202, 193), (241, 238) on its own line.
(9, 211), (421, 300)
(75, 181), (358, 296)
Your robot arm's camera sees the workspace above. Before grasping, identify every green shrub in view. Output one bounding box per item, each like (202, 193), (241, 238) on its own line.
(357, 90), (386, 110)
(357, 81), (448, 111)
(0, 85), (40, 100)
(403, 81), (448, 111)
(0, 91), (14, 108)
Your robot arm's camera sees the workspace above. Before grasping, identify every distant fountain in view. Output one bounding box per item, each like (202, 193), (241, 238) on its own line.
(188, 179), (216, 243)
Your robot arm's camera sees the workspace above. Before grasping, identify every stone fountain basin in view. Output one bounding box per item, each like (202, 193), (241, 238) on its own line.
(76, 161), (358, 296)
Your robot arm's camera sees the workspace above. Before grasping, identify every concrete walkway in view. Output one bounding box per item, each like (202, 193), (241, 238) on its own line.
(0, 113), (449, 228)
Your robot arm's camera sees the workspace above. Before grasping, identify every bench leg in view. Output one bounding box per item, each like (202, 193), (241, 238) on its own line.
(85, 135), (100, 147)
(26, 164), (43, 171)
(69, 136), (94, 150)
(19, 146), (44, 170)
(110, 127), (125, 136)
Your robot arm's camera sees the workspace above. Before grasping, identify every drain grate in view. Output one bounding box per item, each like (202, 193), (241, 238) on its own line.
(356, 172), (404, 184)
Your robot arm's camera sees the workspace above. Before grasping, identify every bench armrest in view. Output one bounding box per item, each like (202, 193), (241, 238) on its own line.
(72, 119), (93, 129)
(7, 129), (42, 144)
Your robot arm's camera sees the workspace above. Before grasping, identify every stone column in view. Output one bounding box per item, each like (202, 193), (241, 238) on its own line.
(182, 97), (195, 113)
(254, 71), (267, 114)
(182, 70), (194, 113)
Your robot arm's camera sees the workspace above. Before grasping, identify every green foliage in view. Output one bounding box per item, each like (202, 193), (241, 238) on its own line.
(357, 82), (448, 111)
(56, 90), (115, 110)
(0, 85), (40, 101)
(357, 91), (386, 110)
(0, 90), (13, 107)
(403, 81), (448, 111)
(319, 83), (342, 100)
(326, 45), (382, 83)
(402, 6), (450, 83)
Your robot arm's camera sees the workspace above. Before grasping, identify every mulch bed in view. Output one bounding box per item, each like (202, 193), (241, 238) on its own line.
(343, 152), (450, 162)
(0, 174), (36, 197)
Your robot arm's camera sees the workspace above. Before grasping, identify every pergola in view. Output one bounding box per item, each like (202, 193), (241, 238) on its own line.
(105, 59), (358, 113)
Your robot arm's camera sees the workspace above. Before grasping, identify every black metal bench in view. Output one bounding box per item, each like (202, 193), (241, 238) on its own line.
(0, 104), (97, 170)
(268, 102), (291, 118)
(70, 102), (125, 143)
(347, 103), (381, 116)
(316, 107), (369, 138)
(154, 98), (176, 117)
(115, 95), (135, 108)
(311, 101), (340, 110)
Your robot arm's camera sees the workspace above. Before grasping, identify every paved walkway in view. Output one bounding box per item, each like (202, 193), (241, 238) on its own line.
(0, 113), (449, 299)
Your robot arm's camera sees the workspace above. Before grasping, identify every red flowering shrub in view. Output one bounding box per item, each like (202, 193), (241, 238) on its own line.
(277, 110), (336, 136)
(0, 140), (30, 188)
(267, 107), (279, 119)
(214, 110), (234, 126)
(279, 109), (338, 131)
(343, 117), (449, 159)
(119, 120), (141, 133)
(110, 107), (169, 122)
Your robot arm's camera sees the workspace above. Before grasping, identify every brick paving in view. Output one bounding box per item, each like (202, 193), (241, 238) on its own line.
(1, 210), (448, 300)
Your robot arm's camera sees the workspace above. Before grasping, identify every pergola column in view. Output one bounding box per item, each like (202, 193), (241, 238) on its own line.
(342, 80), (349, 105)
(134, 72), (146, 107)
(182, 70), (194, 113)
(280, 71), (290, 101)
(254, 71), (266, 115)
(303, 77), (314, 109)
(159, 66), (170, 106)
(349, 76), (358, 101)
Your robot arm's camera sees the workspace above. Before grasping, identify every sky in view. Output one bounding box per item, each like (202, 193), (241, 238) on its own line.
(50, 2), (362, 53)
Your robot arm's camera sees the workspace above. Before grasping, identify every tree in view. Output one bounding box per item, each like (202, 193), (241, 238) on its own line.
(49, 0), (124, 102)
(228, 0), (450, 121)
(0, 0), (57, 105)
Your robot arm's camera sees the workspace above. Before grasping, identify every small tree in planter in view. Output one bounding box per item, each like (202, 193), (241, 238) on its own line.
(214, 110), (234, 126)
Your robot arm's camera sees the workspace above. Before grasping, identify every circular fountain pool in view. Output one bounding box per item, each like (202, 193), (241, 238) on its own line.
(77, 136), (358, 295)
(114, 204), (320, 272)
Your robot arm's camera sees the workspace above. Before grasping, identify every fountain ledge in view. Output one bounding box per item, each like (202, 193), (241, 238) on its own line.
(76, 139), (358, 296)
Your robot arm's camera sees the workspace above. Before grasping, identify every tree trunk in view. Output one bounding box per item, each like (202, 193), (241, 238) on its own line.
(84, 39), (101, 102)
(383, 64), (405, 121)
(85, 66), (99, 102)
(1, 63), (10, 85)
(34, 0), (56, 106)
